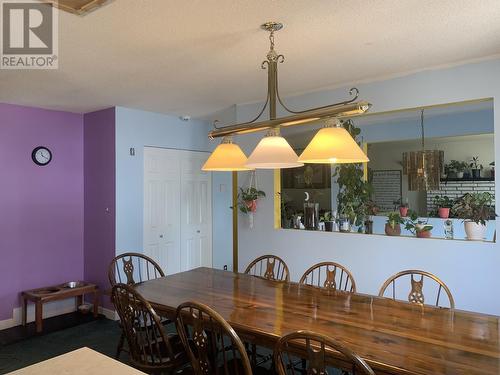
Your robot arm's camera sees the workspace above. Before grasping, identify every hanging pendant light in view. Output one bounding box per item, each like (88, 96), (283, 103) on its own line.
(204, 22), (372, 170)
(202, 136), (253, 171)
(402, 109), (444, 191)
(299, 118), (369, 164)
(245, 127), (303, 169)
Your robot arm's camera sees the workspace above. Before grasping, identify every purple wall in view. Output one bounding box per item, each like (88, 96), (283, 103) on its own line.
(0, 103), (84, 320)
(83, 108), (116, 309)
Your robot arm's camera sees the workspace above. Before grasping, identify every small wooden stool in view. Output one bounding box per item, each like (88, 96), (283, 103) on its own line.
(21, 281), (99, 333)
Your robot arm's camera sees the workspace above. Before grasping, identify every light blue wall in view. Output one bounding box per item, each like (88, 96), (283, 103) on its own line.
(115, 107), (233, 270)
(358, 108), (494, 143)
(234, 58), (500, 315)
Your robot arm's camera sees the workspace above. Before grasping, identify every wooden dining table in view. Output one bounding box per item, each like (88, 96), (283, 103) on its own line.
(135, 267), (500, 375)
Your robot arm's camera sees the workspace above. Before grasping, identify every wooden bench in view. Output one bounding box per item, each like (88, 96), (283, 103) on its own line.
(21, 281), (99, 333)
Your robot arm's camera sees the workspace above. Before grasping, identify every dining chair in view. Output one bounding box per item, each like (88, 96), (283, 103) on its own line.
(274, 330), (375, 375)
(244, 255), (290, 282)
(108, 252), (165, 287)
(378, 269), (455, 308)
(299, 262), (357, 292)
(111, 284), (188, 374)
(108, 252), (166, 359)
(175, 301), (253, 375)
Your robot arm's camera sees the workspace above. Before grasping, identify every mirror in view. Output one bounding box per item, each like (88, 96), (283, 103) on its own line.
(280, 99), (496, 241)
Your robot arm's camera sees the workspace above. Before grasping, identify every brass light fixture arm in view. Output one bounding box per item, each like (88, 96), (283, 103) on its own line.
(208, 22), (371, 139)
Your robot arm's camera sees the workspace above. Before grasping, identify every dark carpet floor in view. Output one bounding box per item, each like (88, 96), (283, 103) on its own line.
(0, 318), (121, 374)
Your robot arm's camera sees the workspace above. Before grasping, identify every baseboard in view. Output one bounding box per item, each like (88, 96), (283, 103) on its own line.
(0, 302), (118, 331)
(0, 299), (76, 331)
(99, 306), (118, 320)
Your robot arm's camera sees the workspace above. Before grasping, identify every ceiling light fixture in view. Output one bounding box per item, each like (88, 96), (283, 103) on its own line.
(205, 21), (372, 169)
(245, 128), (304, 169)
(202, 136), (253, 171)
(299, 118), (369, 164)
(402, 109), (443, 191)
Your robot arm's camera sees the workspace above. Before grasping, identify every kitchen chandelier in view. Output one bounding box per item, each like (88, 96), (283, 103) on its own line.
(402, 109), (444, 191)
(202, 22), (371, 171)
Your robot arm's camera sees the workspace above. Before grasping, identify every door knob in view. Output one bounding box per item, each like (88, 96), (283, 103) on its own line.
(196, 230), (200, 233)
(159, 234), (164, 238)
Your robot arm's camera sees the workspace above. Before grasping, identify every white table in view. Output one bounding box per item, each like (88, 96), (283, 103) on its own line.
(7, 347), (146, 375)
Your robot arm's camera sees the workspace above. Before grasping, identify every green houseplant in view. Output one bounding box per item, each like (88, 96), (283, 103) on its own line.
(394, 198), (409, 217)
(489, 161), (495, 178)
(452, 192), (495, 241)
(469, 156), (483, 179)
(404, 210), (433, 238)
(333, 120), (373, 232)
(449, 160), (468, 179)
(321, 211), (335, 232)
(432, 195), (454, 219)
(385, 212), (404, 236)
(237, 187), (265, 214)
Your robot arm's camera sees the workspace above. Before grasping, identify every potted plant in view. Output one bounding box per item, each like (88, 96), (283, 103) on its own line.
(432, 195), (454, 219)
(394, 198), (409, 217)
(385, 212), (404, 236)
(322, 211), (335, 232)
(469, 157), (483, 179)
(237, 187), (265, 214)
(444, 162), (456, 179)
(453, 192), (495, 241)
(363, 200), (379, 234)
(333, 120), (373, 233)
(404, 210), (433, 238)
(489, 161), (495, 178)
(449, 160), (467, 179)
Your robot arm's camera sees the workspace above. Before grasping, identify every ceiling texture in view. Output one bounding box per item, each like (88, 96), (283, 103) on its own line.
(1, 0), (500, 118)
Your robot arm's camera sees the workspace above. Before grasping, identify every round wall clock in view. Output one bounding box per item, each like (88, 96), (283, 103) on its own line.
(32, 146), (52, 166)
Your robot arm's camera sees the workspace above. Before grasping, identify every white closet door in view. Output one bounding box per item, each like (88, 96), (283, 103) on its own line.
(143, 147), (181, 275)
(180, 152), (213, 271)
(144, 147), (212, 275)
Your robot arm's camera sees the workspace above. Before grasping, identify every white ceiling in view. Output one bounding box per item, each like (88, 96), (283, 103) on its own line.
(1, 0), (500, 118)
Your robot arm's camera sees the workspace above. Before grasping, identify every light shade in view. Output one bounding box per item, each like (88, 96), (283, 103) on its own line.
(298, 123), (369, 164)
(245, 129), (303, 169)
(202, 138), (253, 171)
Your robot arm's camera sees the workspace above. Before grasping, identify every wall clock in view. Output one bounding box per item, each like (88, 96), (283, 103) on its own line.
(32, 146), (52, 166)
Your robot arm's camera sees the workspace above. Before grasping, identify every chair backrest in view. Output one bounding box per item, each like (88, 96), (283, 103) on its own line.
(378, 269), (455, 308)
(299, 262), (356, 292)
(175, 301), (252, 375)
(111, 284), (183, 370)
(274, 330), (375, 375)
(108, 252), (165, 286)
(244, 254), (290, 282)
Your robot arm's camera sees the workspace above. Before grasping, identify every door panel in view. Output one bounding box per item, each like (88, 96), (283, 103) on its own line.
(144, 147), (212, 275)
(181, 153), (212, 271)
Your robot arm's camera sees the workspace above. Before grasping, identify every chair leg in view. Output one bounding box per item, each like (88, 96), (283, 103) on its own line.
(116, 331), (125, 359)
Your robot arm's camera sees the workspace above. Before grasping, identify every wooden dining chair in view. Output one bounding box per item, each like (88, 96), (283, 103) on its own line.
(108, 252), (166, 359)
(299, 262), (357, 292)
(175, 301), (253, 375)
(111, 284), (188, 374)
(378, 269), (455, 308)
(108, 252), (165, 287)
(274, 330), (375, 375)
(244, 255), (290, 282)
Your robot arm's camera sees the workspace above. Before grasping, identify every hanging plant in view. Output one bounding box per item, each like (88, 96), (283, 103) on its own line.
(237, 187), (266, 214)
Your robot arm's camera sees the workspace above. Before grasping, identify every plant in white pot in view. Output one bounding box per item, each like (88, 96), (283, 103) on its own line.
(452, 192), (495, 241)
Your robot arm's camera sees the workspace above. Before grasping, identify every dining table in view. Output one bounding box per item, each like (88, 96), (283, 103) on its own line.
(6, 347), (146, 375)
(135, 267), (500, 375)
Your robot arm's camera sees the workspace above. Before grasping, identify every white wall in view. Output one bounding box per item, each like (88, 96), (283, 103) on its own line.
(235, 58), (500, 315)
